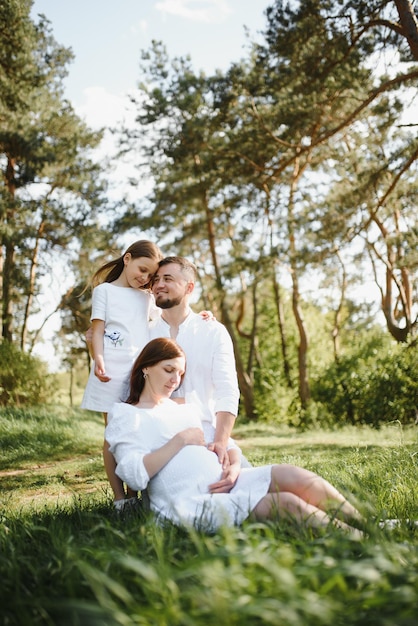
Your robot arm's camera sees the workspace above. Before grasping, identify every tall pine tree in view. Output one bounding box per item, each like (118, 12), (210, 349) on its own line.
(0, 0), (105, 347)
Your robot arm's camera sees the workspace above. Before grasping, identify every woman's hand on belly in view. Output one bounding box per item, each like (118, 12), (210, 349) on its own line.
(176, 427), (205, 447)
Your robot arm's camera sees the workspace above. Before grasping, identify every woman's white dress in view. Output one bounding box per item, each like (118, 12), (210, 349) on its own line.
(106, 400), (272, 532)
(81, 283), (155, 412)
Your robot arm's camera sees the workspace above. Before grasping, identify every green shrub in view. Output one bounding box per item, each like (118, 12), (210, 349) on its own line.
(0, 341), (54, 406)
(311, 338), (417, 427)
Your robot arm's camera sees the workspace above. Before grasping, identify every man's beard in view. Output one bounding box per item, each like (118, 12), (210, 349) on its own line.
(155, 294), (183, 309)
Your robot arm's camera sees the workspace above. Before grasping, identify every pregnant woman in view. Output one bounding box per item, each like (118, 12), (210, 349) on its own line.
(105, 338), (363, 536)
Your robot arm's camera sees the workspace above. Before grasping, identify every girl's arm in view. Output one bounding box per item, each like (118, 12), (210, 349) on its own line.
(91, 319), (110, 382)
(143, 427), (205, 478)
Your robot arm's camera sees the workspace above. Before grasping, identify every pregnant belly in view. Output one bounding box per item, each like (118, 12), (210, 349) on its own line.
(151, 445), (222, 497)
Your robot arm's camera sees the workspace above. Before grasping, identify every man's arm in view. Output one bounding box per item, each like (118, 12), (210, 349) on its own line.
(209, 323), (240, 464)
(214, 411), (236, 444)
(207, 410), (236, 467)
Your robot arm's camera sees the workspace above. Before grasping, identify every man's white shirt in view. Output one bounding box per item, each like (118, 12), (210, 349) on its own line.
(149, 310), (240, 427)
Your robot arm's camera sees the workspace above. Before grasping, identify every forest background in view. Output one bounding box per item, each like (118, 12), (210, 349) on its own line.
(0, 0), (417, 427)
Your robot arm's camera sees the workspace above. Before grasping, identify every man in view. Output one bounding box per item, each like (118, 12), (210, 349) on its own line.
(149, 257), (244, 491)
(86, 256), (243, 493)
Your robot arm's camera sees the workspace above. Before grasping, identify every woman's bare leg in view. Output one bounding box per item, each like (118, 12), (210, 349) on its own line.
(268, 464), (362, 523)
(252, 491), (363, 538)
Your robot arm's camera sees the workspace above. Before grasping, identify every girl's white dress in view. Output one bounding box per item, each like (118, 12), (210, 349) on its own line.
(106, 400), (272, 532)
(81, 283), (155, 413)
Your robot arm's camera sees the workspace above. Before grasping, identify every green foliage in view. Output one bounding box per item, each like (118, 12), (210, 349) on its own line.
(113, 0), (417, 423)
(1, 0), (417, 420)
(245, 290), (342, 425)
(311, 335), (418, 427)
(0, 0), (105, 346)
(1, 457), (417, 625)
(1, 406), (417, 625)
(0, 342), (55, 407)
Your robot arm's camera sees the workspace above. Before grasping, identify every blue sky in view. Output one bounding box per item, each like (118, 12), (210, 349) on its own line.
(31, 0), (272, 125)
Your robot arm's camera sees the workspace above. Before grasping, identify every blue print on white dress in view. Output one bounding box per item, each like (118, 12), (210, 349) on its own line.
(105, 330), (124, 347)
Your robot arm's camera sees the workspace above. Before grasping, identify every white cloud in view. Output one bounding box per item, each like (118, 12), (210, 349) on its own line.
(75, 86), (132, 129)
(130, 19), (149, 36)
(155, 0), (232, 23)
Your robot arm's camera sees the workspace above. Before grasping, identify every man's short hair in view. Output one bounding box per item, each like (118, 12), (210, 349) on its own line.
(158, 256), (197, 282)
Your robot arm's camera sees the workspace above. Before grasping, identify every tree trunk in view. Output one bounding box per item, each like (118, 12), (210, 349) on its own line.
(394, 0), (418, 61)
(291, 271), (311, 409)
(200, 182), (256, 419)
(272, 266), (293, 388)
(264, 189), (293, 388)
(21, 220), (45, 350)
(369, 207), (415, 342)
(247, 280), (258, 375)
(382, 264), (410, 342)
(288, 157), (310, 409)
(2, 155), (16, 342)
(0, 233), (3, 341)
(69, 365), (74, 408)
(332, 250), (347, 361)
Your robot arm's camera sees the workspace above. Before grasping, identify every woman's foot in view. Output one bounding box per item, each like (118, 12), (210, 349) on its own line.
(378, 518), (418, 530)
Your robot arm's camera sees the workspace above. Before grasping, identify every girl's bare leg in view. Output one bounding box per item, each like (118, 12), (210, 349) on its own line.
(103, 439), (127, 502)
(102, 412), (126, 502)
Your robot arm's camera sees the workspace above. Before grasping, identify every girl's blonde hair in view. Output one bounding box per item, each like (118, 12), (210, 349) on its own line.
(91, 240), (163, 289)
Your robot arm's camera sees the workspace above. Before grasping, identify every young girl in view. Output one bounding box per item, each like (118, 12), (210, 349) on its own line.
(81, 240), (163, 509)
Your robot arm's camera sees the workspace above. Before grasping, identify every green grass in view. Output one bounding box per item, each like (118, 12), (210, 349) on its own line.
(0, 406), (417, 625)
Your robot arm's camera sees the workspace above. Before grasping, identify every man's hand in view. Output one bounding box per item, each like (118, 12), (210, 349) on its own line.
(208, 461), (240, 494)
(206, 442), (229, 468)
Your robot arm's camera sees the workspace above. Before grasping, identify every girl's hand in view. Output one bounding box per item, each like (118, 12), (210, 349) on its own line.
(199, 310), (216, 321)
(94, 357), (111, 382)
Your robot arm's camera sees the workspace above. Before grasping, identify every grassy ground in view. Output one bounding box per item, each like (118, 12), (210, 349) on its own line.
(0, 406), (417, 625)
(0, 406), (107, 512)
